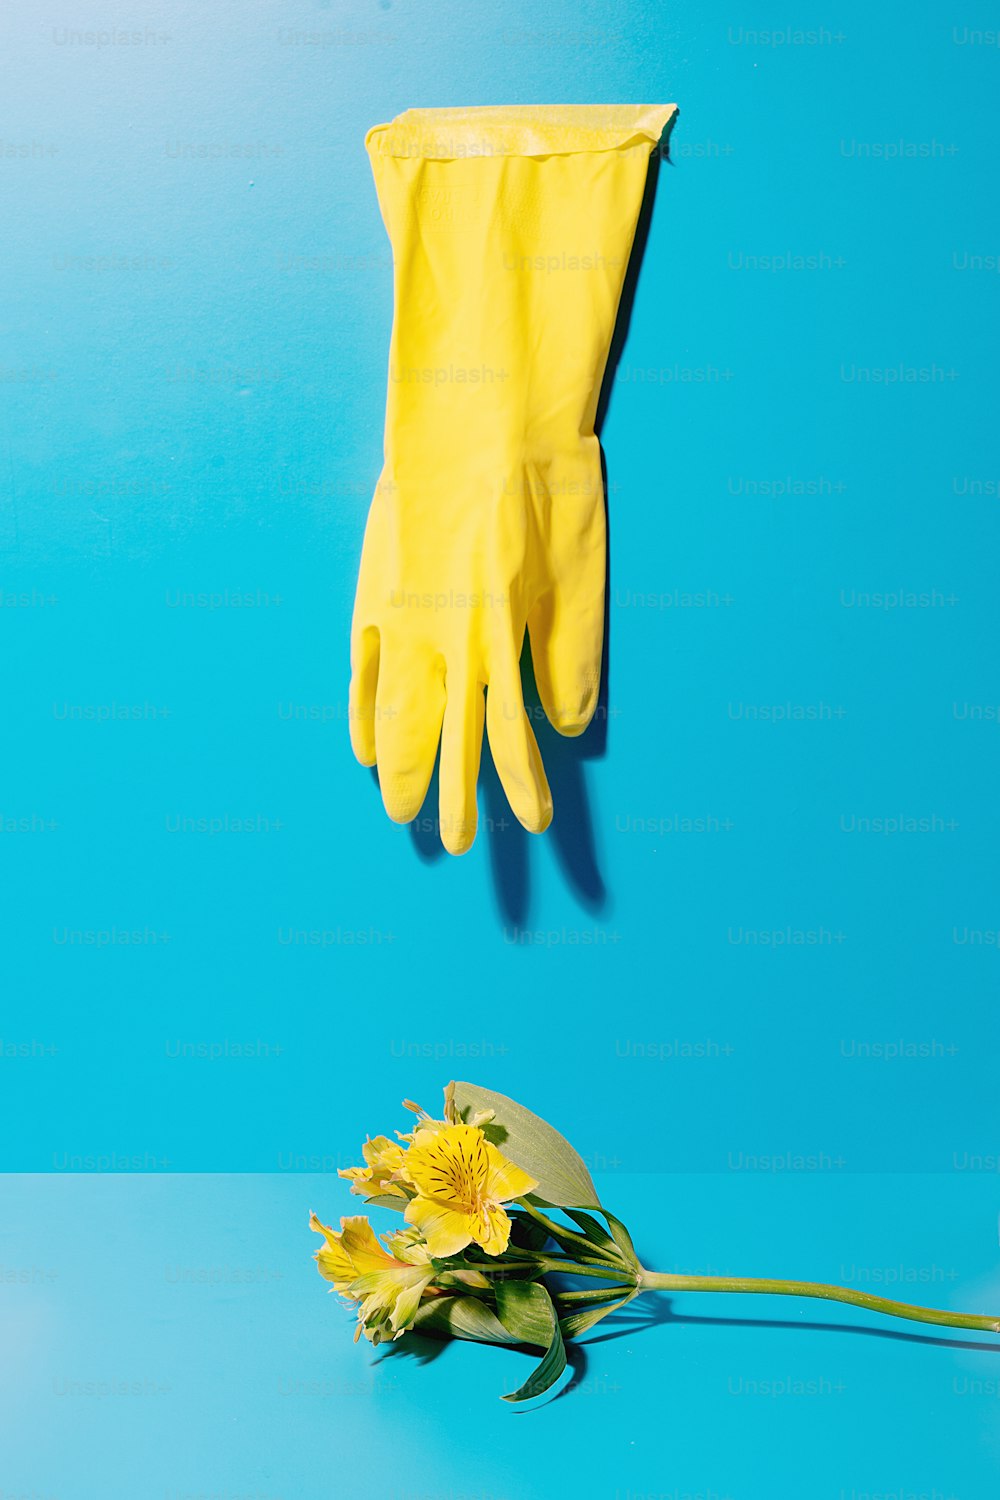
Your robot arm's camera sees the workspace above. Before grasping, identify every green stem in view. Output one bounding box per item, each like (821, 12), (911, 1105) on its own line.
(467, 1248), (627, 1283)
(540, 1256), (632, 1281)
(515, 1199), (611, 1262)
(555, 1285), (635, 1304)
(464, 1256), (618, 1280)
(640, 1271), (1000, 1334)
(469, 1259), (546, 1274)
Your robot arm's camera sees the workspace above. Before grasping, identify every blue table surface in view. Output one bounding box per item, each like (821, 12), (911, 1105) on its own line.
(2, 0), (998, 1493)
(3, 1172), (999, 1498)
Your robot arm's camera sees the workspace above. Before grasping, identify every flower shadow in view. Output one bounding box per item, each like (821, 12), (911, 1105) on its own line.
(582, 1296), (1000, 1355)
(374, 1329), (588, 1411)
(373, 1329), (451, 1368)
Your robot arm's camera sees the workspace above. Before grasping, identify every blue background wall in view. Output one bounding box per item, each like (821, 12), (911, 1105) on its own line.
(1, 0), (998, 1493)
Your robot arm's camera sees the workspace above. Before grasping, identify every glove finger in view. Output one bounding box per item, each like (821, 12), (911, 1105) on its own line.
(438, 666), (485, 856)
(374, 652), (446, 824)
(527, 481), (605, 735)
(348, 624), (380, 766)
(527, 582), (604, 737)
(486, 638), (553, 835)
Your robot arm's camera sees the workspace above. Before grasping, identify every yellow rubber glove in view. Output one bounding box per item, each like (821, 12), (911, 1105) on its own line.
(350, 104), (678, 854)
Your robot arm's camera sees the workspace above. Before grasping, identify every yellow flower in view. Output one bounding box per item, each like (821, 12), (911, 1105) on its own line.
(337, 1135), (408, 1199)
(402, 1123), (537, 1256)
(310, 1211), (390, 1286)
(309, 1212), (434, 1344)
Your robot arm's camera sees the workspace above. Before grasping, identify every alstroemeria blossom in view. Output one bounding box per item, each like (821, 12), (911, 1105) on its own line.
(309, 1212), (434, 1344)
(310, 1086), (1000, 1398)
(337, 1135), (408, 1199)
(311, 1082), (1000, 1404)
(402, 1123), (538, 1256)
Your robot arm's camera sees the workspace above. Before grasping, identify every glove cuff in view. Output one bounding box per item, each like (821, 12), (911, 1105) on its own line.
(365, 104), (678, 161)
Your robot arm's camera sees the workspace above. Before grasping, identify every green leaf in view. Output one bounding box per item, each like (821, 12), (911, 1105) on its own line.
(598, 1209), (640, 1267)
(516, 1209), (611, 1266)
(565, 1209), (628, 1262)
(494, 1279), (555, 1347)
(559, 1290), (638, 1340)
(494, 1283), (568, 1403)
(410, 1296), (520, 1346)
(451, 1081), (600, 1210)
(509, 1214), (550, 1253)
(553, 1284), (635, 1305)
(363, 1193), (409, 1214)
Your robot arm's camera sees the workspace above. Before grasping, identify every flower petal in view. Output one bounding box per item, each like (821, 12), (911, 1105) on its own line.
(309, 1210), (338, 1246)
(484, 1143), (538, 1204)
(315, 1246), (356, 1285)
(338, 1216), (398, 1274)
(390, 1276), (433, 1334)
(362, 1135), (406, 1170)
(350, 1264), (428, 1302)
(405, 1195), (476, 1256)
(471, 1202), (512, 1256)
(309, 1214), (357, 1285)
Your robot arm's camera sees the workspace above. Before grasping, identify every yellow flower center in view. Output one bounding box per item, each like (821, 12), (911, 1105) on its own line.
(409, 1125), (492, 1211)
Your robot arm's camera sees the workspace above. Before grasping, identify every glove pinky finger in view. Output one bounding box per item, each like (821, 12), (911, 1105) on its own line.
(485, 648), (553, 836)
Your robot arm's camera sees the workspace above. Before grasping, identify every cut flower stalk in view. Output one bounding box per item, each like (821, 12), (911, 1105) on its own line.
(637, 1270), (1000, 1333)
(310, 1083), (999, 1402)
